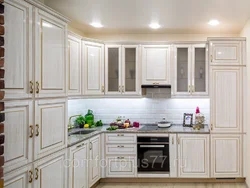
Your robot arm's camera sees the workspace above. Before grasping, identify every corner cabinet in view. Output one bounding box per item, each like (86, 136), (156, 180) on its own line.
(142, 45), (170, 85)
(83, 41), (105, 95)
(177, 134), (209, 178)
(210, 66), (243, 133)
(34, 8), (68, 98)
(105, 45), (140, 95)
(173, 44), (208, 97)
(68, 33), (82, 96)
(89, 135), (101, 187)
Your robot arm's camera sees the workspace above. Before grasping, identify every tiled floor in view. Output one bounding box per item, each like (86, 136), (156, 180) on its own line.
(96, 183), (247, 188)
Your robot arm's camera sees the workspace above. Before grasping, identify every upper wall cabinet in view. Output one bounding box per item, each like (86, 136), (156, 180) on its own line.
(105, 45), (139, 95)
(34, 8), (68, 98)
(209, 39), (245, 66)
(68, 33), (82, 96)
(4, 0), (33, 99)
(142, 45), (170, 85)
(83, 41), (105, 95)
(173, 44), (208, 97)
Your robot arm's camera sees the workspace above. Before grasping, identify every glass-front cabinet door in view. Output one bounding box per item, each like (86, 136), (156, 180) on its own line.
(122, 45), (139, 95)
(174, 44), (208, 97)
(105, 45), (122, 95)
(174, 45), (192, 96)
(192, 44), (208, 96)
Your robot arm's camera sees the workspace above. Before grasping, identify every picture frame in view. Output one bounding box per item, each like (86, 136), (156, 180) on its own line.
(183, 113), (193, 127)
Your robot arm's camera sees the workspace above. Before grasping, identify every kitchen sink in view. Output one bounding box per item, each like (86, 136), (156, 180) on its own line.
(69, 130), (96, 135)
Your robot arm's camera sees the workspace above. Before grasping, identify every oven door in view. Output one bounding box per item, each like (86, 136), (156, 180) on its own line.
(137, 144), (169, 172)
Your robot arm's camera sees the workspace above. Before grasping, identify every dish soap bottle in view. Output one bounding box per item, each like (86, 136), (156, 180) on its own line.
(85, 109), (94, 126)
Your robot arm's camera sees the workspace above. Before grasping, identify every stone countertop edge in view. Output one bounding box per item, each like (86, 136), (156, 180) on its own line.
(67, 124), (210, 147)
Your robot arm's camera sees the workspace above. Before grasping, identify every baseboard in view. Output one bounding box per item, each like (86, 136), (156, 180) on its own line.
(100, 178), (246, 183)
(90, 180), (101, 188)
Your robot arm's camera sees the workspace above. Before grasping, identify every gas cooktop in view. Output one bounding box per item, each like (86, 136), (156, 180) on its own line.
(139, 124), (172, 131)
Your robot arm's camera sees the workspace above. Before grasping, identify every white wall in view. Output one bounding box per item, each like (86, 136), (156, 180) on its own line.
(68, 98), (209, 125)
(241, 18), (250, 186)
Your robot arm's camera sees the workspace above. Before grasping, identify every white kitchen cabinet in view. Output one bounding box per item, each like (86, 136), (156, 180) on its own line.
(177, 134), (209, 178)
(34, 98), (67, 160)
(4, 0), (33, 99)
(106, 156), (136, 177)
(68, 140), (88, 188)
(83, 41), (105, 95)
(209, 39), (245, 65)
(169, 134), (177, 177)
(34, 8), (67, 98)
(4, 100), (33, 173)
(142, 45), (170, 85)
(68, 33), (82, 96)
(105, 133), (137, 144)
(210, 66), (242, 133)
(105, 45), (139, 95)
(89, 135), (101, 187)
(173, 44), (208, 97)
(106, 144), (136, 155)
(211, 134), (242, 178)
(33, 149), (68, 188)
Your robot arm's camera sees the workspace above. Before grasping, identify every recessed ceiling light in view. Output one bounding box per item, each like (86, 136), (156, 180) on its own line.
(208, 19), (220, 26)
(90, 22), (103, 28)
(149, 23), (161, 29)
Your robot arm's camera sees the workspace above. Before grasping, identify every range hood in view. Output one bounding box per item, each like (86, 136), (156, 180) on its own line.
(141, 84), (171, 98)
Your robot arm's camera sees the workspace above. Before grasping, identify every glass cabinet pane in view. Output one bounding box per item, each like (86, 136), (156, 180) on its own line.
(108, 48), (119, 92)
(194, 48), (206, 92)
(125, 48), (136, 92)
(177, 48), (189, 92)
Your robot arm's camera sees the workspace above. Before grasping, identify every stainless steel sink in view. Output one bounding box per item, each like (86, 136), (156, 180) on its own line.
(69, 130), (96, 135)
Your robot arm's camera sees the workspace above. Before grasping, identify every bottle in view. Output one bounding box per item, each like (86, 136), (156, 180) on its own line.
(85, 109), (94, 126)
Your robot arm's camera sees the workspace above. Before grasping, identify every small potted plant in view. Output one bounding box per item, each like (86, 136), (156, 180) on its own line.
(75, 115), (85, 128)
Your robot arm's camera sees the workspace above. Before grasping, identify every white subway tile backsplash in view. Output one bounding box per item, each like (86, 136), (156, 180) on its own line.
(68, 98), (210, 124)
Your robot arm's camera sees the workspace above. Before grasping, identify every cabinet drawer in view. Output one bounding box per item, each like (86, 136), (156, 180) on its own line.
(106, 133), (136, 144)
(106, 156), (136, 177)
(106, 144), (136, 155)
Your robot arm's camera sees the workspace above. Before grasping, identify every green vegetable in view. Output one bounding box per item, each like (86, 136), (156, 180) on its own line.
(90, 124), (96, 128)
(106, 126), (118, 131)
(75, 116), (85, 128)
(95, 120), (103, 127)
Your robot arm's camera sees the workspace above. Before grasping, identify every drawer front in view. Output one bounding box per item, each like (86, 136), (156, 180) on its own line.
(106, 133), (136, 144)
(106, 144), (137, 155)
(106, 156), (136, 177)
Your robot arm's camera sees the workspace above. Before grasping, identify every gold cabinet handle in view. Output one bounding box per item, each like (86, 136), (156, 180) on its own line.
(172, 137), (174, 145)
(118, 86), (121, 92)
(211, 124), (213, 131)
(210, 55), (213, 62)
(35, 124), (39, 136)
(36, 81), (39, 94)
(122, 86), (124, 93)
(188, 85), (191, 93)
(102, 86), (104, 93)
(30, 81), (34, 94)
(28, 170), (33, 183)
(117, 157), (124, 159)
(177, 137), (180, 145)
(117, 134), (124, 136)
(192, 85), (195, 93)
(35, 168), (39, 180)
(117, 145), (124, 148)
(29, 125), (34, 138)
(89, 142), (92, 150)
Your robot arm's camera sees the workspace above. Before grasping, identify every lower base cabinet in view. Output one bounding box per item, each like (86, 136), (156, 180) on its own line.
(68, 140), (88, 188)
(211, 134), (242, 178)
(106, 156), (136, 177)
(177, 134), (210, 178)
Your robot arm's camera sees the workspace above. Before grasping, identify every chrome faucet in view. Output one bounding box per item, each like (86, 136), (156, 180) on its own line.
(68, 114), (82, 130)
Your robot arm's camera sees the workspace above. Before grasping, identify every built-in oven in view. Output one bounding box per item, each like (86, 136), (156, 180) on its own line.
(137, 136), (170, 173)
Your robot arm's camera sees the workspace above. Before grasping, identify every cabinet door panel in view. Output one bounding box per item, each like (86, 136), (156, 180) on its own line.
(4, 100), (33, 173)
(210, 41), (243, 65)
(89, 135), (100, 187)
(4, 0), (33, 99)
(35, 9), (67, 98)
(34, 99), (67, 160)
(83, 41), (104, 95)
(69, 141), (88, 188)
(211, 134), (242, 177)
(4, 164), (32, 188)
(178, 134), (209, 178)
(68, 34), (81, 95)
(210, 66), (242, 133)
(142, 45), (170, 84)
(34, 150), (67, 188)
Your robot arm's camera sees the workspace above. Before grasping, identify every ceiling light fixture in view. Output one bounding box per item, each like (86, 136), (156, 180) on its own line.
(208, 19), (220, 26)
(90, 22), (103, 28)
(149, 23), (161, 29)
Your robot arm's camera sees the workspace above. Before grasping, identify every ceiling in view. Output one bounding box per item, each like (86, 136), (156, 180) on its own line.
(44, 0), (250, 35)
